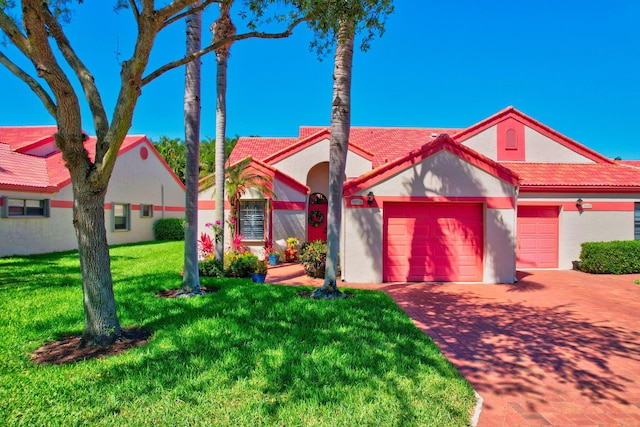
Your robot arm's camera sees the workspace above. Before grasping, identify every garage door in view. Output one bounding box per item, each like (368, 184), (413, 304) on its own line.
(517, 206), (559, 268)
(384, 203), (483, 282)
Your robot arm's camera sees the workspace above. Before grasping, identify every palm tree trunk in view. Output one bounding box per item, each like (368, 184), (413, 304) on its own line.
(313, 21), (354, 299)
(212, 2), (235, 260)
(181, 1), (203, 295)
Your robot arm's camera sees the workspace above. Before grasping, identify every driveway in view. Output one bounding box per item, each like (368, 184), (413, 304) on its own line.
(268, 266), (640, 426)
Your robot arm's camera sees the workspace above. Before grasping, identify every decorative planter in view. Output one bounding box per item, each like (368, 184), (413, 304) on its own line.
(251, 273), (267, 283)
(268, 254), (279, 266)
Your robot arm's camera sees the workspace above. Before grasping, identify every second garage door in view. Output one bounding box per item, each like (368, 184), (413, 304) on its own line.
(384, 203), (483, 282)
(517, 206), (559, 268)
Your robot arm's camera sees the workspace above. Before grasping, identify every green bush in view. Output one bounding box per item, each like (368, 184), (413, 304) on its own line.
(579, 240), (640, 274)
(300, 240), (327, 278)
(224, 252), (258, 278)
(153, 218), (185, 241)
(198, 257), (224, 277)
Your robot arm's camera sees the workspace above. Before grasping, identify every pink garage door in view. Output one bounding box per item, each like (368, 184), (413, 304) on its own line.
(384, 203), (483, 282)
(517, 206), (559, 268)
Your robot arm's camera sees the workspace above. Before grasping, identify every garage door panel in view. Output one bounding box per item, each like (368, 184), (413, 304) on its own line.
(517, 206), (559, 268)
(384, 203), (483, 282)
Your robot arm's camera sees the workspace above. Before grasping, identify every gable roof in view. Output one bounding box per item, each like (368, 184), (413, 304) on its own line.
(454, 106), (613, 164)
(344, 134), (520, 196)
(0, 127), (183, 193)
(199, 157), (309, 196)
(230, 126), (463, 169)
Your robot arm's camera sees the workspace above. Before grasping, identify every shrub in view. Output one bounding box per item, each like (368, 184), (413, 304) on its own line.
(579, 240), (640, 274)
(153, 218), (185, 241)
(198, 257), (224, 277)
(300, 240), (327, 278)
(224, 252), (259, 278)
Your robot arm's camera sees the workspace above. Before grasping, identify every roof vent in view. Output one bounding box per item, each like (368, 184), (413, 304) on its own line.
(431, 133), (437, 138)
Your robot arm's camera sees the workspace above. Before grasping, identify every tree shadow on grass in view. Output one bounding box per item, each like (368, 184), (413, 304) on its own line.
(380, 282), (640, 409)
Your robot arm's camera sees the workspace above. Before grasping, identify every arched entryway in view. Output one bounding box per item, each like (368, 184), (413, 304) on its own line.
(307, 192), (328, 242)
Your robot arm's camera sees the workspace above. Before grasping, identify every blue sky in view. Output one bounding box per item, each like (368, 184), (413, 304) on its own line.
(1, 1), (639, 159)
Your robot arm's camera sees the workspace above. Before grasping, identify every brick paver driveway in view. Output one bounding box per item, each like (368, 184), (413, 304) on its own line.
(268, 266), (640, 426)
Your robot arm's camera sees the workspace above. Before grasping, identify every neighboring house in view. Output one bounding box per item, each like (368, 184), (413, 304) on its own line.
(198, 107), (640, 284)
(0, 126), (185, 257)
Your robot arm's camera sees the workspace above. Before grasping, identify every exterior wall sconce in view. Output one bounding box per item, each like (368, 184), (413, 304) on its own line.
(367, 191), (375, 206)
(576, 198), (583, 212)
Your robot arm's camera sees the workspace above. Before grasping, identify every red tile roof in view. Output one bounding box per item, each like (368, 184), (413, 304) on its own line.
(0, 143), (52, 190)
(502, 162), (640, 189)
(0, 127), (154, 193)
(0, 126), (57, 152)
(229, 137), (298, 165)
(231, 126), (463, 169)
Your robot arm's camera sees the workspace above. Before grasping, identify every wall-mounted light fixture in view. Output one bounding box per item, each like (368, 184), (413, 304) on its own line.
(576, 198), (583, 212)
(367, 191), (375, 206)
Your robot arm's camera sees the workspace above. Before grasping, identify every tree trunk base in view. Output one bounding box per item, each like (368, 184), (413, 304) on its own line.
(176, 288), (206, 298)
(312, 283), (345, 299)
(79, 329), (123, 349)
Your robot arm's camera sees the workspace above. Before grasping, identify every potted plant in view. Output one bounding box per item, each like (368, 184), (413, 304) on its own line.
(264, 239), (280, 266)
(251, 260), (268, 283)
(285, 237), (299, 262)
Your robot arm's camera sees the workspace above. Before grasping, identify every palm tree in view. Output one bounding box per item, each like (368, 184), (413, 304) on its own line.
(225, 157), (274, 226)
(181, 0), (204, 296)
(312, 21), (354, 299)
(200, 157), (273, 241)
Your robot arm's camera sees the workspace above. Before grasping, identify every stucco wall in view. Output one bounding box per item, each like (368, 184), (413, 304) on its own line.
(461, 125), (597, 164)
(367, 151), (515, 198)
(485, 207), (517, 282)
(341, 151), (518, 284)
(524, 127), (595, 163)
(0, 142), (185, 257)
(460, 127), (497, 160)
(272, 138), (372, 185)
(0, 189), (77, 257)
(106, 143), (185, 246)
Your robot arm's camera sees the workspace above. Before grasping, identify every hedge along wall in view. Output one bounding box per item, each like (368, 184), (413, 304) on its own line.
(579, 240), (640, 274)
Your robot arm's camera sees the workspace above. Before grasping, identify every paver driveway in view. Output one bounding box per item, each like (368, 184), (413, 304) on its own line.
(268, 266), (640, 427)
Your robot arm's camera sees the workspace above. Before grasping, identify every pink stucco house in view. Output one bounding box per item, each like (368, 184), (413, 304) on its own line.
(0, 126), (185, 257)
(198, 106), (640, 284)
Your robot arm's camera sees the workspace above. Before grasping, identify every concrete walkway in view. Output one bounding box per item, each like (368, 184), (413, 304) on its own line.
(267, 264), (640, 427)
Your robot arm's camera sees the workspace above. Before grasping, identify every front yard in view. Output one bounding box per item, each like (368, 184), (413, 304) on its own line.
(0, 241), (475, 426)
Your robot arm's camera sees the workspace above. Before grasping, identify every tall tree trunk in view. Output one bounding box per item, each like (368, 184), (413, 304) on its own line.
(181, 1), (204, 296)
(212, 2), (235, 260)
(313, 22), (354, 299)
(65, 141), (123, 347)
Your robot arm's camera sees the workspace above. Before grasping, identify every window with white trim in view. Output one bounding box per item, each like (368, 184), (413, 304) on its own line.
(239, 200), (265, 240)
(113, 203), (131, 231)
(1, 197), (50, 218)
(140, 204), (154, 218)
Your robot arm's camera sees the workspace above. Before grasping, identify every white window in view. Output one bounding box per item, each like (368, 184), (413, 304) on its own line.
(113, 203), (131, 231)
(239, 200), (265, 240)
(2, 197), (50, 218)
(140, 204), (154, 218)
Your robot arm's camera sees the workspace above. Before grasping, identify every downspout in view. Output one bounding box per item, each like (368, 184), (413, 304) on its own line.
(513, 184), (519, 283)
(161, 184), (165, 218)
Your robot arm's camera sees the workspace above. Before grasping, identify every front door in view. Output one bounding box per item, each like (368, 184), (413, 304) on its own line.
(307, 192), (328, 242)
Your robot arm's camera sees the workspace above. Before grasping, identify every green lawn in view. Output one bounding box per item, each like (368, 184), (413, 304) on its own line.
(0, 241), (475, 426)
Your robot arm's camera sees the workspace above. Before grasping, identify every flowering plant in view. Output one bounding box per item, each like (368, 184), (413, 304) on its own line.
(205, 218), (236, 244)
(198, 232), (215, 259)
(264, 239), (279, 256)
